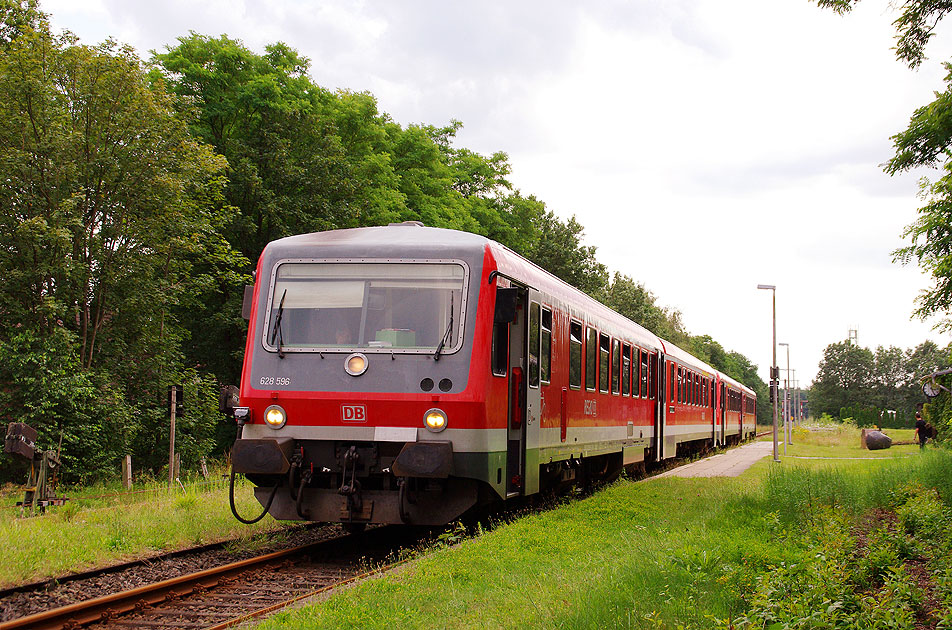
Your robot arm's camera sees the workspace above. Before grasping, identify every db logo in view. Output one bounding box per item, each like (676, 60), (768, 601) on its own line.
(341, 405), (367, 423)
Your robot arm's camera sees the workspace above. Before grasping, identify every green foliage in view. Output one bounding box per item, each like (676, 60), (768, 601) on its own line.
(811, 339), (948, 422)
(0, 329), (133, 483)
(815, 1), (952, 330)
(0, 4), (237, 481)
(816, 0), (950, 69)
(736, 464), (952, 629)
(606, 273), (687, 343)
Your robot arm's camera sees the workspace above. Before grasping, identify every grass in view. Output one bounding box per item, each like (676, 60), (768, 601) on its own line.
(3, 423), (949, 628)
(254, 425), (952, 630)
(0, 472), (285, 587)
(259, 476), (772, 629)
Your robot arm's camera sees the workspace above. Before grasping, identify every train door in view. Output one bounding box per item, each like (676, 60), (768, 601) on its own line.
(712, 378), (719, 447)
(717, 381), (727, 444)
(740, 393), (746, 439)
(503, 287), (526, 498)
(500, 286), (541, 498)
(654, 354), (669, 461)
(523, 291), (543, 495)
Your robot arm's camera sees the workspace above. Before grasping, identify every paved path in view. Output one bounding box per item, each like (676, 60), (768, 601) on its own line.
(654, 440), (774, 478)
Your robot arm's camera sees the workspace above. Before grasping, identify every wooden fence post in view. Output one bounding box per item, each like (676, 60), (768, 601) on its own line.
(122, 455), (133, 490)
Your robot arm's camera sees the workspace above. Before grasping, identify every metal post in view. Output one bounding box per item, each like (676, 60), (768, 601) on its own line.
(790, 369), (797, 431)
(758, 284), (780, 463)
(795, 379), (801, 425)
(786, 348), (792, 444)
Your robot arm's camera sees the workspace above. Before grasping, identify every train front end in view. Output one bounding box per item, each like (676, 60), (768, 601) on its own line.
(229, 225), (498, 527)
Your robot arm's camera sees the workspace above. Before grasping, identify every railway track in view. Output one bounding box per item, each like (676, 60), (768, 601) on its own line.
(1, 439), (763, 630)
(0, 526), (418, 630)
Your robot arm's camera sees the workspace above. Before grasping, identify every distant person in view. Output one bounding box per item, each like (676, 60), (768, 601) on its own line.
(915, 412), (928, 450)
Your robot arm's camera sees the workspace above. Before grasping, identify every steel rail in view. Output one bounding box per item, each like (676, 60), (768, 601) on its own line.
(205, 559), (408, 630)
(0, 523), (323, 601)
(0, 542), (327, 630)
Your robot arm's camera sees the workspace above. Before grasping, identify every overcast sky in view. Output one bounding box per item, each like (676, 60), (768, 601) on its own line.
(43, 0), (952, 386)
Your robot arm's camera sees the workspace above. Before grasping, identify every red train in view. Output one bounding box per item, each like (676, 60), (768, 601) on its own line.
(227, 223), (756, 528)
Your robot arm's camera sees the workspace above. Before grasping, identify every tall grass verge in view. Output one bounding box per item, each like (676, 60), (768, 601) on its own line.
(764, 449), (952, 522)
(0, 475), (282, 586)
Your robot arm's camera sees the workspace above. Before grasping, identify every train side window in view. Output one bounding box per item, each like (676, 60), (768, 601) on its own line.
(669, 363), (675, 404)
(649, 353), (657, 399)
(677, 367), (682, 403)
(694, 374), (699, 406)
(641, 351), (649, 399)
(569, 321), (582, 389)
(528, 302), (540, 388)
(541, 307), (552, 384)
(622, 345), (631, 396)
(491, 319), (508, 377)
(599, 334), (610, 393)
(611, 339), (620, 394)
(633, 348), (641, 397)
(586, 327), (597, 391)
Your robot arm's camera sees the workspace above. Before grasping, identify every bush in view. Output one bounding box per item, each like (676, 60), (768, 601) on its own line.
(0, 329), (134, 484)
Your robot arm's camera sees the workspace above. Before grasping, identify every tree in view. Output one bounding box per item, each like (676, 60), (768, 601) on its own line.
(816, 1), (952, 330)
(606, 273), (689, 346)
(0, 3), (237, 479)
(811, 341), (876, 417)
(871, 345), (906, 410)
(525, 211), (609, 299)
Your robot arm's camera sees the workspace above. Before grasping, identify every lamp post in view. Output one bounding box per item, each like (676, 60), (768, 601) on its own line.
(757, 284), (780, 463)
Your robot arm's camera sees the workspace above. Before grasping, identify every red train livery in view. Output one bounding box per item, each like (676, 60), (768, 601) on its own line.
(227, 223), (756, 528)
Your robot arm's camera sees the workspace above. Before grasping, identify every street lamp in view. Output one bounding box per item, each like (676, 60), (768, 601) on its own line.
(757, 284), (780, 463)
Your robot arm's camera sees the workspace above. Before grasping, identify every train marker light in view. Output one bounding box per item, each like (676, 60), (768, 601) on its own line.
(264, 404), (287, 429)
(424, 408), (448, 432)
(345, 353), (368, 376)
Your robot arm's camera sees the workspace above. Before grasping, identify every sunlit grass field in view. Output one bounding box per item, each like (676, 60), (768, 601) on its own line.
(2, 423), (949, 629)
(0, 472), (283, 586)
(256, 425), (951, 630)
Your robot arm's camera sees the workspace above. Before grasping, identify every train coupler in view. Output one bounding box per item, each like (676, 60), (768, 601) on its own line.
(338, 445), (372, 521)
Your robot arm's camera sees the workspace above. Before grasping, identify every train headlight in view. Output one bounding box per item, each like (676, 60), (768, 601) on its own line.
(345, 353), (368, 376)
(424, 408), (448, 433)
(263, 404), (287, 429)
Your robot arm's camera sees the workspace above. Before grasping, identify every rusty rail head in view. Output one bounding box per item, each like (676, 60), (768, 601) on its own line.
(0, 542), (330, 630)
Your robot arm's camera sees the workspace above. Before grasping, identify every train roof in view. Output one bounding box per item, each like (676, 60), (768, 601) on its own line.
(658, 339), (717, 376)
(718, 371), (756, 397)
(262, 223), (491, 259)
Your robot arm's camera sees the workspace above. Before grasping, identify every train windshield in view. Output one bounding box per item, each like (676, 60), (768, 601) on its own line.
(264, 262), (466, 353)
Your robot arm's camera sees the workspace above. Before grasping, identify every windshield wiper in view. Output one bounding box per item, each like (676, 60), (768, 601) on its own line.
(269, 289), (287, 359)
(433, 292), (454, 362)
